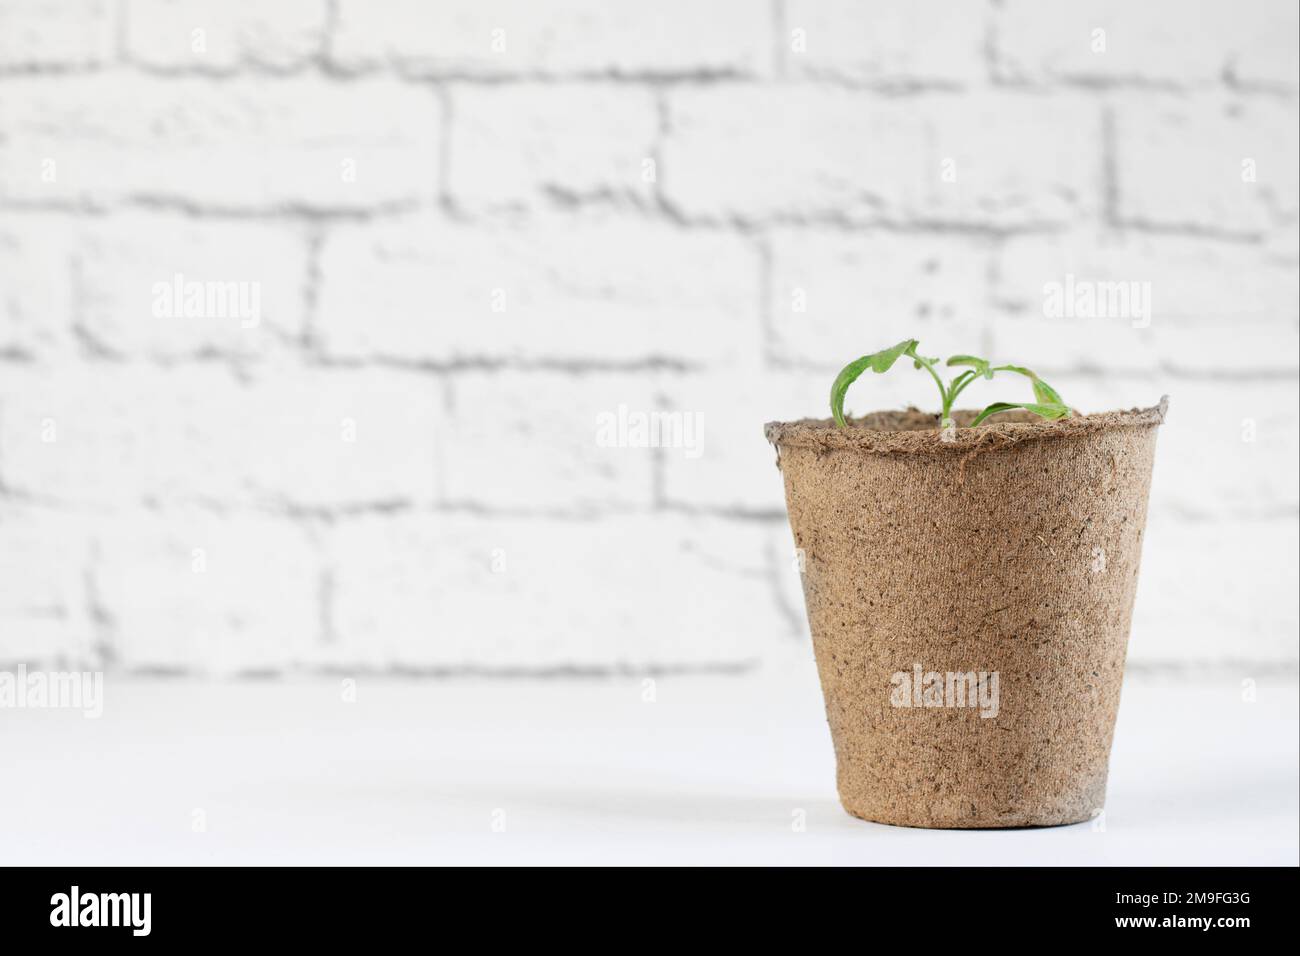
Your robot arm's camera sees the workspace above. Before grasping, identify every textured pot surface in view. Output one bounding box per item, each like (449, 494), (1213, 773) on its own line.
(765, 401), (1167, 829)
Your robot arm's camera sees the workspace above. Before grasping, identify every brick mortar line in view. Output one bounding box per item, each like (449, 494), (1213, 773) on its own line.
(3, 197), (1294, 252)
(1, 352), (1298, 381)
(0, 659), (766, 679)
(2, 59), (1295, 100)
(3, 0), (1297, 98)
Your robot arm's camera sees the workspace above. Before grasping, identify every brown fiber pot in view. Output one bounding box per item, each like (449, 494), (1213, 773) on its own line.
(765, 400), (1167, 828)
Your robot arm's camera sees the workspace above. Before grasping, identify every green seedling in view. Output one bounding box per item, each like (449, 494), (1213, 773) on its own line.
(830, 339), (1071, 429)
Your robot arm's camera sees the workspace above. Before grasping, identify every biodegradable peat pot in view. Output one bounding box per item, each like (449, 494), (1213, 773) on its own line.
(765, 399), (1167, 829)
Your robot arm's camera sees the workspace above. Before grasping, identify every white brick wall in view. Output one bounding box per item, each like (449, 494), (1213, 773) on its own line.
(1, 0), (1296, 676)
(124, 0), (328, 72)
(328, 0), (771, 77)
(1114, 97), (1299, 235)
(767, 230), (989, 367)
(0, 75), (439, 209)
(784, 0), (988, 85)
(662, 89), (1100, 226)
(75, 212), (309, 358)
(315, 214), (760, 366)
(994, 0), (1299, 88)
(0, 214), (76, 355)
(92, 508), (321, 671)
(440, 372), (656, 513)
(0, 364), (440, 508)
(0, 0), (113, 70)
(323, 514), (784, 672)
(448, 85), (658, 210)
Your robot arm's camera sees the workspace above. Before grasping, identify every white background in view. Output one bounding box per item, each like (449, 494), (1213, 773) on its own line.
(0, 0), (1297, 865)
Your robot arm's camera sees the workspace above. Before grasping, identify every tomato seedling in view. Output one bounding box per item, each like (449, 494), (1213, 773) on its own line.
(830, 339), (1071, 429)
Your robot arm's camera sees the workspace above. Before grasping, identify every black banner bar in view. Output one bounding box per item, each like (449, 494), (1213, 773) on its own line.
(0, 866), (1293, 942)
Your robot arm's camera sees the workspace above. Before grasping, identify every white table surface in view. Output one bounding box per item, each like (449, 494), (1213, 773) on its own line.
(3, 656), (1296, 866)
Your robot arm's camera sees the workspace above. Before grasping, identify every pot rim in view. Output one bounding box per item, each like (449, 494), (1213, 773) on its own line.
(764, 396), (1168, 454)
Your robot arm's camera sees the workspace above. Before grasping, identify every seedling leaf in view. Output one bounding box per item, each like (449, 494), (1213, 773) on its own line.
(911, 354), (940, 370)
(970, 401), (1071, 427)
(946, 355), (993, 379)
(1031, 377), (1063, 405)
(827, 342), (1071, 432)
(830, 338), (918, 427)
(990, 364), (1063, 406)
